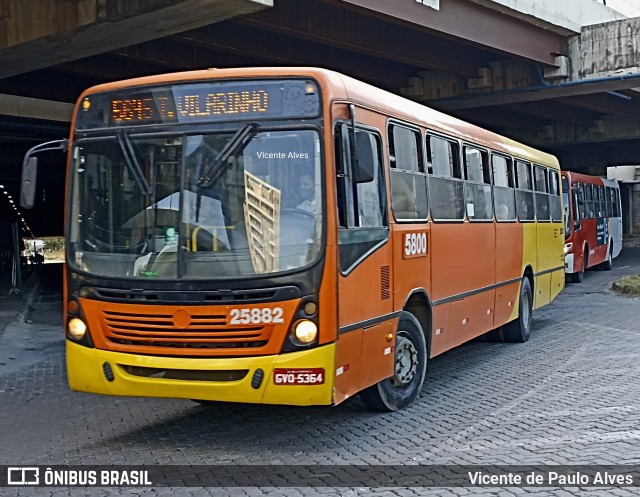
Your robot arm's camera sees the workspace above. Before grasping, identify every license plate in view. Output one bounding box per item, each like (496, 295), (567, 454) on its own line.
(273, 368), (325, 385)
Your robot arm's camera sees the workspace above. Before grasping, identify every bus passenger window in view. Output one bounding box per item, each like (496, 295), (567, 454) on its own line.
(548, 169), (562, 222)
(492, 154), (516, 222)
(464, 146), (492, 221)
(577, 183), (587, 219)
(388, 124), (427, 221)
(605, 187), (613, 218)
(585, 184), (594, 218)
(534, 165), (550, 221)
(515, 160), (535, 221)
(427, 135), (464, 221)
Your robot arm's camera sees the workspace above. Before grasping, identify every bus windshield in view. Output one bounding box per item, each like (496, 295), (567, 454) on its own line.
(68, 128), (322, 279)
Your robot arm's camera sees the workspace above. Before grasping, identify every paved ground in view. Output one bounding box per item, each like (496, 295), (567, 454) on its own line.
(1, 252), (640, 496)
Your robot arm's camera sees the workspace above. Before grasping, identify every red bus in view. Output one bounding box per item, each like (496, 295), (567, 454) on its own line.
(21, 67), (565, 411)
(562, 171), (622, 282)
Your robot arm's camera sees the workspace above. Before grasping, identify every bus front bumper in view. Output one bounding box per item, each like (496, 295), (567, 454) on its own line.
(67, 341), (335, 406)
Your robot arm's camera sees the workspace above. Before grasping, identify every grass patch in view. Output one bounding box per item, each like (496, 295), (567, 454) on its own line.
(611, 275), (640, 296)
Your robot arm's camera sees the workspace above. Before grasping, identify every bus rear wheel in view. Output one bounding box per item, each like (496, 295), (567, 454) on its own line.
(360, 312), (427, 412)
(600, 245), (613, 271)
(501, 277), (533, 343)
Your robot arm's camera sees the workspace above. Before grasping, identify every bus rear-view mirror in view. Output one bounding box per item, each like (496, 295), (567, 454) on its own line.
(20, 156), (38, 209)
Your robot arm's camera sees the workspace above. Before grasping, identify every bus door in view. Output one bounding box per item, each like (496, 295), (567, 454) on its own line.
(492, 154), (522, 329)
(333, 107), (395, 401)
(387, 122), (431, 352)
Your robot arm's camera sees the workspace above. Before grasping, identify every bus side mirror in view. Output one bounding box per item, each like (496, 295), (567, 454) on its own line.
(20, 156), (38, 209)
(19, 138), (68, 209)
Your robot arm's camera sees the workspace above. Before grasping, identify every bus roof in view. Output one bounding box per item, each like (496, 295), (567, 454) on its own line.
(78, 66), (559, 168)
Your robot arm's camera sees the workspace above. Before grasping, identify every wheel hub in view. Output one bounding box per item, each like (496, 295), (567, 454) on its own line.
(391, 332), (418, 388)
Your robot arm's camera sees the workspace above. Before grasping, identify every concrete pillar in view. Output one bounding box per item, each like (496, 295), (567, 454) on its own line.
(632, 184), (640, 234)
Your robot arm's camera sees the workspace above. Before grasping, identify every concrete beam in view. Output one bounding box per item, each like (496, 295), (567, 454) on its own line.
(338, 0), (564, 66)
(0, 0), (272, 79)
(0, 94), (73, 122)
(402, 60), (541, 102)
(467, 0), (626, 35)
(513, 114), (640, 148)
(571, 16), (640, 80)
(427, 72), (640, 110)
(417, 17), (640, 111)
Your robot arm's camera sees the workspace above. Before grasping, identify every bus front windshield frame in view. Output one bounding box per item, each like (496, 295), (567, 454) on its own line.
(68, 127), (323, 280)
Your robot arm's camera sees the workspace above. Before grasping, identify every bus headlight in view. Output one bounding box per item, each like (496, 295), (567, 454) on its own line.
(293, 320), (318, 344)
(68, 317), (87, 340)
(564, 242), (573, 255)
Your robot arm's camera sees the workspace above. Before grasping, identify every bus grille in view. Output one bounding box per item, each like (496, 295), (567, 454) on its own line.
(101, 309), (270, 350)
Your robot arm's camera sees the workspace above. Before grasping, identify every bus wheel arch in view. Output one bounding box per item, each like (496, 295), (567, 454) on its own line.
(403, 291), (432, 358)
(572, 247), (587, 283)
(359, 308), (428, 412)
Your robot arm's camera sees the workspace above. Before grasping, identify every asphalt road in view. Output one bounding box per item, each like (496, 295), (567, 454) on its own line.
(1, 252), (640, 496)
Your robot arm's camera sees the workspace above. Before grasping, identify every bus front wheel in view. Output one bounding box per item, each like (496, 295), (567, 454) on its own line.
(360, 312), (427, 412)
(501, 277), (533, 343)
(571, 253), (586, 283)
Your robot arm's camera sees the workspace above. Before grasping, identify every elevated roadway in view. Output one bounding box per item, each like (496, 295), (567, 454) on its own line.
(1, 0), (639, 235)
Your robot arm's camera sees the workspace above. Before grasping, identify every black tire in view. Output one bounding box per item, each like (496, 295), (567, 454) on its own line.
(571, 268), (584, 283)
(571, 253), (586, 283)
(600, 244), (613, 271)
(501, 277), (533, 343)
(360, 312), (427, 412)
(484, 328), (504, 342)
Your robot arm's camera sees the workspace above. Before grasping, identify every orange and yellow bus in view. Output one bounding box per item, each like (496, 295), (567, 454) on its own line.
(562, 171), (622, 282)
(21, 67), (565, 411)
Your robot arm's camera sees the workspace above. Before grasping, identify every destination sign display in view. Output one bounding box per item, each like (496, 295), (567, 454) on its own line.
(75, 79), (320, 130)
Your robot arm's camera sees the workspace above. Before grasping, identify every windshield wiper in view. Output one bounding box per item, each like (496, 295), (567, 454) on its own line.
(117, 131), (151, 195)
(197, 123), (258, 188)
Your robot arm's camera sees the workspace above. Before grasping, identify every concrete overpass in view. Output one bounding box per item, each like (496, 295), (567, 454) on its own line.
(1, 0), (640, 236)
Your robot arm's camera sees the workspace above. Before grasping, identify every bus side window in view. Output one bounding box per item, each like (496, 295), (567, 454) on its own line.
(548, 169), (562, 222)
(492, 154), (516, 222)
(388, 123), (427, 221)
(534, 164), (550, 222)
(585, 184), (594, 218)
(577, 183), (587, 220)
(463, 145), (492, 221)
(515, 160), (535, 221)
(427, 134), (464, 221)
(335, 123), (388, 272)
